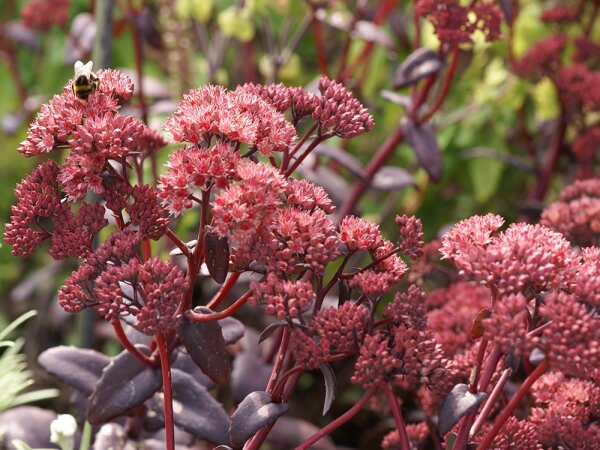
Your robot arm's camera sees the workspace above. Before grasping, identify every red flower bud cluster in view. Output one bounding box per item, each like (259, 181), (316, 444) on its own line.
(21, 0), (70, 32)
(395, 214), (424, 259)
(249, 273), (315, 320)
(5, 160), (107, 258)
(513, 34), (567, 81)
(292, 302), (369, 369)
(313, 77), (375, 138)
(349, 241), (408, 297)
(381, 422), (429, 450)
(415, 0), (502, 46)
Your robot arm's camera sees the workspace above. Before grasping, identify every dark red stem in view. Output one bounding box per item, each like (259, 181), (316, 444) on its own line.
(311, 10), (329, 76)
(207, 272), (241, 309)
(476, 359), (549, 450)
(155, 332), (175, 450)
(470, 368), (512, 438)
(385, 384), (411, 450)
(417, 48), (460, 124)
(295, 386), (376, 450)
(185, 290), (252, 322)
(112, 319), (155, 367)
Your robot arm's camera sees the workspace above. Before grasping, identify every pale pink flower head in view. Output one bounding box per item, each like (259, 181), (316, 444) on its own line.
(575, 247), (600, 308)
(482, 293), (530, 358)
(313, 77), (374, 138)
(486, 418), (542, 450)
(164, 84), (296, 154)
(96, 68), (135, 103)
(159, 140), (241, 215)
(382, 422), (429, 450)
(339, 216), (384, 252)
(440, 213), (504, 261)
(540, 178), (600, 247)
(483, 223), (578, 296)
(285, 179), (334, 213)
(249, 273), (315, 319)
(535, 292), (600, 379)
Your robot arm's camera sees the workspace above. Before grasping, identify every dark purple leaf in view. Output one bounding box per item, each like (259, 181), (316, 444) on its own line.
(133, 6), (163, 50)
(170, 369), (231, 444)
(204, 233), (230, 284)
(258, 321), (287, 344)
(500, 0), (513, 24)
(65, 13), (97, 64)
(229, 391), (289, 448)
(319, 364), (336, 415)
(394, 48), (444, 89)
(402, 117), (443, 181)
(314, 144), (366, 179)
(231, 352), (273, 402)
(219, 316), (245, 345)
(171, 350), (214, 389)
(86, 346), (161, 425)
(380, 90), (412, 108)
(268, 417), (335, 450)
(529, 348), (546, 365)
(338, 279), (351, 304)
(352, 21), (394, 49)
(371, 166), (415, 192)
(178, 310), (231, 385)
(0, 407), (56, 449)
(438, 384), (488, 435)
(38, 346), (110, 397)
(4, 21), (40, 50)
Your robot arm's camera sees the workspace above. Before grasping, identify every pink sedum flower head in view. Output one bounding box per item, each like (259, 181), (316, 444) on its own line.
(513, 33), (567, 81)
(440, 213), (504, 261)
(482, 293), (530, 358)
(313, 77), (374, 138)
(164, 84), (296, 154)
(350, 241), (408, 296)
(395, 214), (425, 259)
(249, 273), (315, 319)
(339, 216), (384, 252)
(535, 292), (600, 380)
(159, 140), (241, 215)
(382, 422), (429, 450)
(540, 178), (600, 247)
(285, 179), (334, 214)
(486, 417), (542, 450)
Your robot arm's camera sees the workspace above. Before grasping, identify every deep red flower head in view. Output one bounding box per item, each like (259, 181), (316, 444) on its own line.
(21, 0), (70, 31)
(249, 273), (315, 319)
(513, 33), (567, 81)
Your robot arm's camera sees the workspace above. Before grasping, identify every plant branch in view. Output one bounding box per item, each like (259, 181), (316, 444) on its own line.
(185, 290), (252, 322)
(155, 331), (175, 450)
(111, 319), (155, 367)
(385, 384), (411, 450)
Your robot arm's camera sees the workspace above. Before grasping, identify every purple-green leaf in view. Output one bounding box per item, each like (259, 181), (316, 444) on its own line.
(178, 310), (231, 385)
(438, 384), (488, 435)
(204, 232), (230, 284)
(38, 346), (110, 397)
(229, 391), (289, 448)
(86, 346), (161, 425)
(402, 117), (443, 182)
(394, 48), (444, 89)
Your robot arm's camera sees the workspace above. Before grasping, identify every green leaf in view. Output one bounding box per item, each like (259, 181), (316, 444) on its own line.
(469, 157), (505, 204)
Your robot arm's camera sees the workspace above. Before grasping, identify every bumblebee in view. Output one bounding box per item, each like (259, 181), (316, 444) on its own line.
(72, 60), (99, 100)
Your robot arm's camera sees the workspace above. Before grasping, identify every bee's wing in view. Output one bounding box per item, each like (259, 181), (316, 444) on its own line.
(74, 60), (93, 78)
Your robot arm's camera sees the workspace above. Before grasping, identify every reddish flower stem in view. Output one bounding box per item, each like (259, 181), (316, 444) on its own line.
(164, 228), (190, 258)
(111, 319), (155, 367)
(127, 3), (148, 124)
(207, 272), (241, 309)
(185, 290), (252, 322)
(476, 359), (549, 450)
(530, 107), (567, 201)
(266, 328), (292, 393)
(311, 11), (329, 76)
(155, 331), (175, 450)
(294, 386), (376, 450)
(417, 48), (460, 125)
(385, 384), (411, 450)
(338, 0), (397, 82)
(285, 135), (328, 176)
(526, 320), (552, 338)
(470, 368), (512, 438)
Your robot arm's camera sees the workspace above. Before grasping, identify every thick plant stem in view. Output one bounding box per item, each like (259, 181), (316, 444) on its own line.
(295, 386), (376, 450)
(385, 384), (411, 450)
(476, 359), (549, 450)
(186, 290), (252, 322)
(471, 368), (513, 438)
(155, 332), (175, 450)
